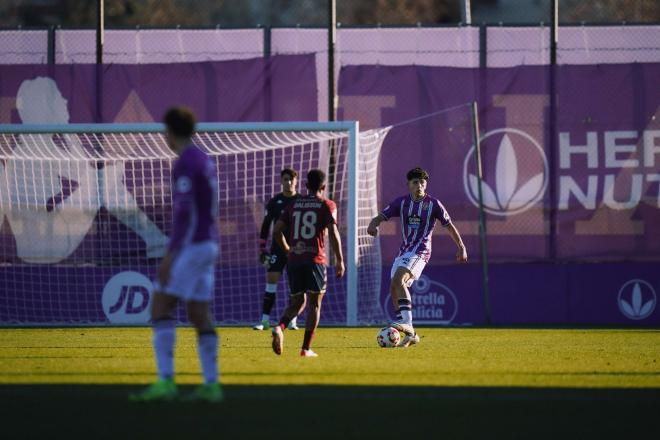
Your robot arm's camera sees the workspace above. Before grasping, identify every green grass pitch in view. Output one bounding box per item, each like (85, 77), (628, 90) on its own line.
(1, 327), (659, 439)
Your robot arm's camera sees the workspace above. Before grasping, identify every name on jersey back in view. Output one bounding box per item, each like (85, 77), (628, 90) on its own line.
(294, 201), (324, 209)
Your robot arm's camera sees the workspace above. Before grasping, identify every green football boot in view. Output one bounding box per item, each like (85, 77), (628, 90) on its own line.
(183, 382), (224, 403)
(129, 378), (177, 402)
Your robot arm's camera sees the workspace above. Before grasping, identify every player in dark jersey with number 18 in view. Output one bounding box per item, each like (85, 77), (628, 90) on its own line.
(271, 169), (344, 357)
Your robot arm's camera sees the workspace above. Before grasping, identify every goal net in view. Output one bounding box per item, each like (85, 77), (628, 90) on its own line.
(0, 122), (388, 326)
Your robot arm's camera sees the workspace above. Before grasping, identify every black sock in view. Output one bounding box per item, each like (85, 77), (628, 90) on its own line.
(302, 330), (315, 351)
(398, 298), (413, 324)
(262, 293), (276, 315)
(397, 298), (412, 309)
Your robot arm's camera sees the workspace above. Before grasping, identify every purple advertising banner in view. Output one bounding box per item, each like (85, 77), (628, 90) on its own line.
(339, 63), (660, 263)
(379, 262), (660, 326)
(0, 54), (318, 124)
(1, 59), (659, 326)
(352, 62), (660, 326)
(1, 261), (657, 325)
(0, 55), (326, 325)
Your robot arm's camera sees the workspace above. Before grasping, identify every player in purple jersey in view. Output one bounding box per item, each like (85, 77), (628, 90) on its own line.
(130, 107), (222, 403)
(367, 167), (467, 347)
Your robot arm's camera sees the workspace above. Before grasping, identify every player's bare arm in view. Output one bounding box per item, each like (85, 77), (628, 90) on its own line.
(446, 223), (468, 263)
(367, 213), (387, 237)
(328, 223), (345, 278)
(273, 219), (289, 254)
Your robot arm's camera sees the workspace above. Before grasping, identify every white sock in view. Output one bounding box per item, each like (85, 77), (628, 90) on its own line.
(401, 309), (413, 325)
(197, 331), (219, 384)
(153, 319), (176, 380)
(290, 316), (297, 326)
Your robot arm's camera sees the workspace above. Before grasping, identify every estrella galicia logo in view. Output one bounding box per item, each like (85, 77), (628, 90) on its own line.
(102, 271), (153, 324)
(463, 128), (548, 216)
(382, 275), (458, 325)
(617, 279), (656, 321)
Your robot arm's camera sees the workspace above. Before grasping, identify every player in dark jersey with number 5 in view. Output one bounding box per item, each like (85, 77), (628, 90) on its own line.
(253, 168), (300, 331)
(270, 169), (344, 357)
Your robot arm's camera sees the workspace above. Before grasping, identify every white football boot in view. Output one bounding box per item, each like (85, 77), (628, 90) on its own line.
(390, 321), (415, 338)
(288, 317), (299, 330)
(398, 332), (420, 348)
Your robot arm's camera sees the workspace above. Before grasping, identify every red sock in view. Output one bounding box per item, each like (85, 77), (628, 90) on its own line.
(278, 315), (292, 330)
(302, 330), (315, 351)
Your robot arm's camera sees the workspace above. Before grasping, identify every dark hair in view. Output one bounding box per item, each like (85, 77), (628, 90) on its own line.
(163, 106), (196, 139)
(281, 168), (298, 179)
(406, 167), (429, 182)
(306, 169), (326, 192)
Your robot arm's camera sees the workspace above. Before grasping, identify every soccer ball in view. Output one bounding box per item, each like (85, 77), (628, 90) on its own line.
(376, 327), (400, 348)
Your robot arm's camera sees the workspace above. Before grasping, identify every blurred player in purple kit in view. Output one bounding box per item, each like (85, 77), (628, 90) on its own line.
(368, 167), (467, 347)
(130, 107), (221, 402)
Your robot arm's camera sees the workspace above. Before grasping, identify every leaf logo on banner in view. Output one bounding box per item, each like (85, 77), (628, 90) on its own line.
(467, 133), (546, 215)
(617, 280), (657, 320)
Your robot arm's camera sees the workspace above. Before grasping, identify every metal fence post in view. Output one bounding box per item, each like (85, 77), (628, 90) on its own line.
(263, 25), (272, 121)
(471, 101), (491, 325)
(479, 23), (487, 68)
(548, 0), (558, 260)
(47, 25), (55, 65)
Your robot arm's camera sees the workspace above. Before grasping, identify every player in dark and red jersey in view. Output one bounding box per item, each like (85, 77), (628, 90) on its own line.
(270, 169), (345, 357)
(368, 167), (467, 347)
(253, 168), (300, 331)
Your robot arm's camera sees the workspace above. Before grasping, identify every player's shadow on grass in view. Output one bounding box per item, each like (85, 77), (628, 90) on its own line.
(0, 384), (658, 439)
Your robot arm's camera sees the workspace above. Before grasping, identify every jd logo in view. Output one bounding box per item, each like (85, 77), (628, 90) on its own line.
(463, 128), (548, 216)
(617, 279), (656, 321)
(102, 271), (153, 324)
(109, 286), (150, 314)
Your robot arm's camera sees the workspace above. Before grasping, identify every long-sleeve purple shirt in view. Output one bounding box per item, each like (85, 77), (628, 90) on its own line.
(168, 145), (219, 253)
(381, 194), (451, 263)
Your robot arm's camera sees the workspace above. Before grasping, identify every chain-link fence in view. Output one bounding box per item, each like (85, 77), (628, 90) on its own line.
(0, 29), (49, 63)
(1, 22), (657, 66)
